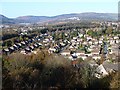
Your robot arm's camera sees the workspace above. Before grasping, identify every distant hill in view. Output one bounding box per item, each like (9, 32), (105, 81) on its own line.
(15, 16), (50, 23)
(52, 12), (117, 21)
(0, 12), (118, 24)
(0, 15), (15, 24)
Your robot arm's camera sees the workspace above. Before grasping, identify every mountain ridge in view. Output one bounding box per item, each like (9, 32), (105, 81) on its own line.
(0, 12), (118, 24)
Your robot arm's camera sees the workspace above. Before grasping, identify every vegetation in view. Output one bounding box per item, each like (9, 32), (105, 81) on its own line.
(110, 72), (120, 88)
(2, 51), (119, 89)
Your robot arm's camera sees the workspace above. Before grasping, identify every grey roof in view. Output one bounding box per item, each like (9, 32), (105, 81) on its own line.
(17, 43), (22, 46)
(4, 48), (9, 52)
(25, 47), (30, 51)
(34, 44), (38, 47)
(29, 46), (34, 49)
(13, 44), (18, 48)
(21, 41), (26, 45)
(9, 46), (14, 50)
(103, 61), (119, 71)
(38, 43), (42, 46)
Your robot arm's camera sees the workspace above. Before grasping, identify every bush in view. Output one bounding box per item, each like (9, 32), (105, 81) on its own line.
(110, 72), (120, 89)
(2, 51), (119, 89)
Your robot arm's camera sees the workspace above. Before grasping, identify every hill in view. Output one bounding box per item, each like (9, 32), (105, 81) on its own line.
(0, 12), (118, 24)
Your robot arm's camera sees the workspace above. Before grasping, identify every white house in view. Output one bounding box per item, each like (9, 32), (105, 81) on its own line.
(60, 50), (70, 56)
(48, 48), (56, 53)
(17, 43), (22, 47)
(99, 40), (103, 44)
(9, 46), (15, 51)
(68, 55), (74, 60)
(115, 40), (119, 44)
(114, 36), (119, 40)
(87, 37), (92, 41)
(37, 43), (42, 46)
(88, 41), (92, 45)
(73, 37), (77, 40)
(69, 46), (74, 49)
(13, 44), (18, 49)
(95, 64), (109, 78)
(92, 55), (101, 60)
(20, 50), (26, 54)
(21, 41), (26, 45)
(60, 42), (66, 47)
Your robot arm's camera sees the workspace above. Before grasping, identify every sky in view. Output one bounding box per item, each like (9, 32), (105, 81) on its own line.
(0, 0), (119, 18)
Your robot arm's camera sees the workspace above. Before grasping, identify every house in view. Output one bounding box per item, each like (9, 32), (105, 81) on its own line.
(37, 38), (41, 41)
(113, 36), (119, 40)
(77, 38), (82, 42)
(78, 33), (83, 37)
(60, 42), (66, 47)
(85, 53), (92, 57)
(21, 41), (26, 46)
(68, 55), (74, 60)
(16, 43), (22, 48)
(95, 64), (109, 78)
(20, 50), (26, 54)
(25, 41), (29, 44)
(29, 46), (34, 51)
(69, 46), (74, 49)
(99, 40), (103, 44)
(32, 38), (35, 42)
(13, 44), (18, 50)
(60, 50), (70, 56)
(87, 48), (92, 52)
(25, 47), (31, 53)
(88, 41), (92, 45)
(33, 43), (39, 48)
(48, 48), (56, 53)
(73, 37), (77, 40)
(37, 43), (42, 46)
(71, 53), (77, 58)
(71, 39), (76, 43)
(115, 39), (119, 44)
(92, 55), (101, 60)
(63, 39), (68, 43)
(9, 46), (15, 53)
(3, 48), (9, 55)
(44, 33), (48, 36)
(28, 39), (32, 43)
(45, 43), (49, 47)
(43, 38), (49, 43)
(86, 37), (92, 41)
(102, 61), (119, 73)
